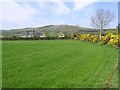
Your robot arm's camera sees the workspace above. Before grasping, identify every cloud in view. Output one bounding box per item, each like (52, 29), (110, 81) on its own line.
(38, 0), (71, 15)
(84, 3), (96, 17)
(0, 0), (96, 29)
(72, 0), (97, 11)
(0, 0), (117, 30)
(38, 0), (95, 15)
(1, 0), (38, 25)
(0, 0), (68, 29)
(52, 0), (71, 15)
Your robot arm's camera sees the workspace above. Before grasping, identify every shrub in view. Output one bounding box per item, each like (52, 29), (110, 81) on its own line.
(108, 34), (120, 47)
(79, 33), (119, 48)
(79, 34), (99, 43)
(99, 35), (110, 44)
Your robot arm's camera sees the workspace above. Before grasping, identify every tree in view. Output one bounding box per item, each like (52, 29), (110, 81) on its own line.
(91, 9), (115, 40)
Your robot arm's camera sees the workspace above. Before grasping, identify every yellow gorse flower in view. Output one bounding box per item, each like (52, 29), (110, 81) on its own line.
(79, 33), (119, 48)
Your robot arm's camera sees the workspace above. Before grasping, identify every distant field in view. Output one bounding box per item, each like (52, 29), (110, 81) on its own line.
(2, 40), (118, 88)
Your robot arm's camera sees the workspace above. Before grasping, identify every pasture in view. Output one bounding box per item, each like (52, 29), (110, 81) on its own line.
(2, 40), (118, 88)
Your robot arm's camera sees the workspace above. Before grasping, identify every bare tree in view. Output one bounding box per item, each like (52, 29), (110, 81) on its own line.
(91, 9), (115, 40)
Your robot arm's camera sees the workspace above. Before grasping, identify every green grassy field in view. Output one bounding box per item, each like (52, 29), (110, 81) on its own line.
(2, 40), (118, 88)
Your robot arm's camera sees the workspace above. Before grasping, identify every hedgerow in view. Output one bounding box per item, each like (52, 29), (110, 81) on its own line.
(1, 33), (119, 48)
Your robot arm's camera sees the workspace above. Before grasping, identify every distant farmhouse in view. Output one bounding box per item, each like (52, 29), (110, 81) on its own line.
(18, 29), (67, 38)
(58, 32), (65, 37)
(18, 30), (47, 38)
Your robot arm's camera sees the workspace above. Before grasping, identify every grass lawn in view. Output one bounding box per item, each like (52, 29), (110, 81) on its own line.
(2, 40), (118, 88)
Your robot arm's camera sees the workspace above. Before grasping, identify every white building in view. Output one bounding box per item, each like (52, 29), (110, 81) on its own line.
(58, 33), (65, 37)
(40, 34), (46, 38)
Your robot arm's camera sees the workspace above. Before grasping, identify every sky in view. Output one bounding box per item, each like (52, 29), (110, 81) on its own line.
(0, 0), (119, 30)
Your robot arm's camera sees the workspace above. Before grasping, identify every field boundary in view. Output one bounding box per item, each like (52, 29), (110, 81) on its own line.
(103, 54), (119, 89)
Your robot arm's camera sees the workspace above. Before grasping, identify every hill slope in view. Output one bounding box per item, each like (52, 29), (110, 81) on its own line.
(2, 24), (116, 36)
(2, 25), (94, 36)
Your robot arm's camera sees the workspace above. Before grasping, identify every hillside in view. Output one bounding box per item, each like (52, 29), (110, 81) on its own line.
(2, 25), (95, 36)
(1, 25), (116, 36)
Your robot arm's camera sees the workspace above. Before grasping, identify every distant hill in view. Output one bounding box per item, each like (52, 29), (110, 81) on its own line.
(1, 24), (116, 36)
(2, 25), (94, 36)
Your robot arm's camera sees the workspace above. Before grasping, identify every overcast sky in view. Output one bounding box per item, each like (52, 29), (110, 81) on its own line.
(0, 0), (119, 30)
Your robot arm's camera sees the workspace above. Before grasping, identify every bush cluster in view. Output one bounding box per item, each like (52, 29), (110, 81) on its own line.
(99, 33), (120, 47)
(79, 33), (120, 48)
(107, 34), (120, 47)
(79, 34), (99, 43)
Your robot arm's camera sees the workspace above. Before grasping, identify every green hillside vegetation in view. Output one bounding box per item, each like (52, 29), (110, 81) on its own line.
(1, 25), (96, 36)
(2, 25), (117, 37)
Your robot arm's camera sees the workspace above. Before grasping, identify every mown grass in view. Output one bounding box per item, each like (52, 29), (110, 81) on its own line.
(2, 40), (118, 88)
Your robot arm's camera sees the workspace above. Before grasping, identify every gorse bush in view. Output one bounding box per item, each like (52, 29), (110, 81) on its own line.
(79, 34), (99, 43)
(79, 33), (119, 48)
(100, 33), (120, 47)
(100, 35), (110, 44)
(108, 34), (120, 47)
